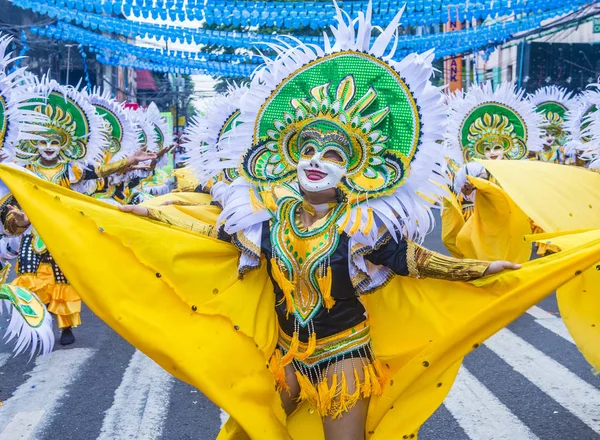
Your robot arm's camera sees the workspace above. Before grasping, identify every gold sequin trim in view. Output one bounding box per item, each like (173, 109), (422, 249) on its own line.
(409, 241), (490, 281)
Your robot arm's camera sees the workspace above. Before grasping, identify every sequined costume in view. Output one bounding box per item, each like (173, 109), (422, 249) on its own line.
(0, 33), (54, 356)
(441, 82), (543, 261)
(528, 86), (574, 164)
(3, 79), (133, 330)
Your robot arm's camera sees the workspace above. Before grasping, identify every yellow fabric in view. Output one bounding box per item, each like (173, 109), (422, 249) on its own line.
(441, 193), (466, 259)
(2, 164), (600, 439)
(442, 176), (532, 263)
(533, 230), (600, 371)
(481, 160), (600, 232)
(480, 161), (600, 372)
(12, 263), (81, 328)
(173, 167), (200, 192)
(140, 192), (220, 227)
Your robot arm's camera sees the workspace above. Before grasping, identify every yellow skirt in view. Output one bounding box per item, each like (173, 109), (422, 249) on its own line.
(13, 263), (81, 328)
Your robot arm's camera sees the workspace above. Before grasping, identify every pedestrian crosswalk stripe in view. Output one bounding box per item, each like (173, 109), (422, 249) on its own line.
(485, 329), (600, 434)
(0, 348), (95, 439)
(0, 353), (10, 369)
(526, 306), (574, 343)
(0, 311), (598, 440)
(220, 409), (229, 428)
(0, 410), (45, 440)
(444, 368), (539, 440)
(98, 350), (174, 440)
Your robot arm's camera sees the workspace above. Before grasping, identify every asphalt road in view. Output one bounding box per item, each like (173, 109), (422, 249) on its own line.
(0, 213), (599, 440)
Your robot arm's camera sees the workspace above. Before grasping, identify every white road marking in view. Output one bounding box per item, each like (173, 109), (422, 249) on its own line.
(0, 348), (95, 439)
(485, 329), (600, 433)
(98, 350), (174, 440)
(445, 368), (538, 440)
(219, 409), (229, 428)
(0, 410), (45, 440)
(0, 353), (11, 368)
(526, 306), (574, 343)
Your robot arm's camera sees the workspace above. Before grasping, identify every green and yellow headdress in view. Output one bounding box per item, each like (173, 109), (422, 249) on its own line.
(16, 78), (107, 166)
(528, 85), (574, 153)
(0, 34), (48, 161)
(446, 82), (543, 162)
(84, 87), (138, 163)
(221, 4), (447, 243)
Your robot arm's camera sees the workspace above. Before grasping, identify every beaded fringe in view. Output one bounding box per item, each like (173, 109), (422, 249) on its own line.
(269, 347), (387, 419)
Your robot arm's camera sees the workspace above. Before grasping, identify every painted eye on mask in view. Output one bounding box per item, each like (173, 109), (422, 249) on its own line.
(322, 149), (344, 165)
(301, 145), (316, 158)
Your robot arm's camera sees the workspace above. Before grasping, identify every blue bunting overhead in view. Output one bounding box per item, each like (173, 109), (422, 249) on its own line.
(10, 0), (596, 76)
(13, 0), (594, 50)
(13, 0), (592, 29)
(29, 22), (259, 76)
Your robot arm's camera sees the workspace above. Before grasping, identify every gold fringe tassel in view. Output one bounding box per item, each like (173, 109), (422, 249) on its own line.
(337, 204), (352, 234)
(260, 189), (278, 212)
(269, 258), (295, 316)
(269, 349), (289, 392)
(295, 331), (317, 361)
(349, 207), (362, 235)
(361, 364), (373, 398)
(317, 265), (335, 309)
(292, 359), (387, 419)
(280, 332), (300, 365)
(363, 207), (374, 235)
(296, 371), (320, 405)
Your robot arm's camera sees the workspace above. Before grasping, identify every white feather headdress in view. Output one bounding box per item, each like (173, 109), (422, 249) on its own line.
(446, 82), (543, 161)
(82, 87), (139, 162)
(183, 83), (248, 192)
(15, 77), (108, 167)
(219, 2), (447, 249)
(127, 107), (159, 152)
(0, 34), (48, 161)
(567, 85), (600, 160)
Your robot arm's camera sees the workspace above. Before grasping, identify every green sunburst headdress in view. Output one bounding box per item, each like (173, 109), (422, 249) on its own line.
(16, 78), (107, 166)
(183, 83), (247, 199)
(83, 87), (138, 163)
(446, 82), (543, 162)
(528, 85), (574, 153)
(220, 3), (447, 244)
(0, 34), (48, 161)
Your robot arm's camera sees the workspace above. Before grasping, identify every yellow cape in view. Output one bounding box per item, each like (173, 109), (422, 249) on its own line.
(1, 164), (599, 439)
(481, 161), (600, 372)
(442, 176), (532, 263)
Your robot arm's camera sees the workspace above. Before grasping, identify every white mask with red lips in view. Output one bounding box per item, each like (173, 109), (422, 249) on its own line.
(297, 143), (348, 192)
(37, 139), (62, 161)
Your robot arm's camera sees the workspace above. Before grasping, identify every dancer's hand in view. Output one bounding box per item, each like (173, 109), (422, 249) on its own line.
(128, 148), (157, 165)
(119, 205), (149, 217)
(461, 181), (475, 196)
(7, 205), (30, 227)
(484, 261), (521, 275)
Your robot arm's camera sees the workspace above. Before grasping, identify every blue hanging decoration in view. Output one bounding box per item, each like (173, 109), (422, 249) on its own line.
(78, 44), (92, 92)
(15, 0), (596, 76)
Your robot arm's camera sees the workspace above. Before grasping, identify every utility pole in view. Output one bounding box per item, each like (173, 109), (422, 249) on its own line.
(65, 44), (76, 85)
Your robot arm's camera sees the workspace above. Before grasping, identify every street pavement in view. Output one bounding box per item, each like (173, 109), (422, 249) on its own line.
(0, 214), (599, 440)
